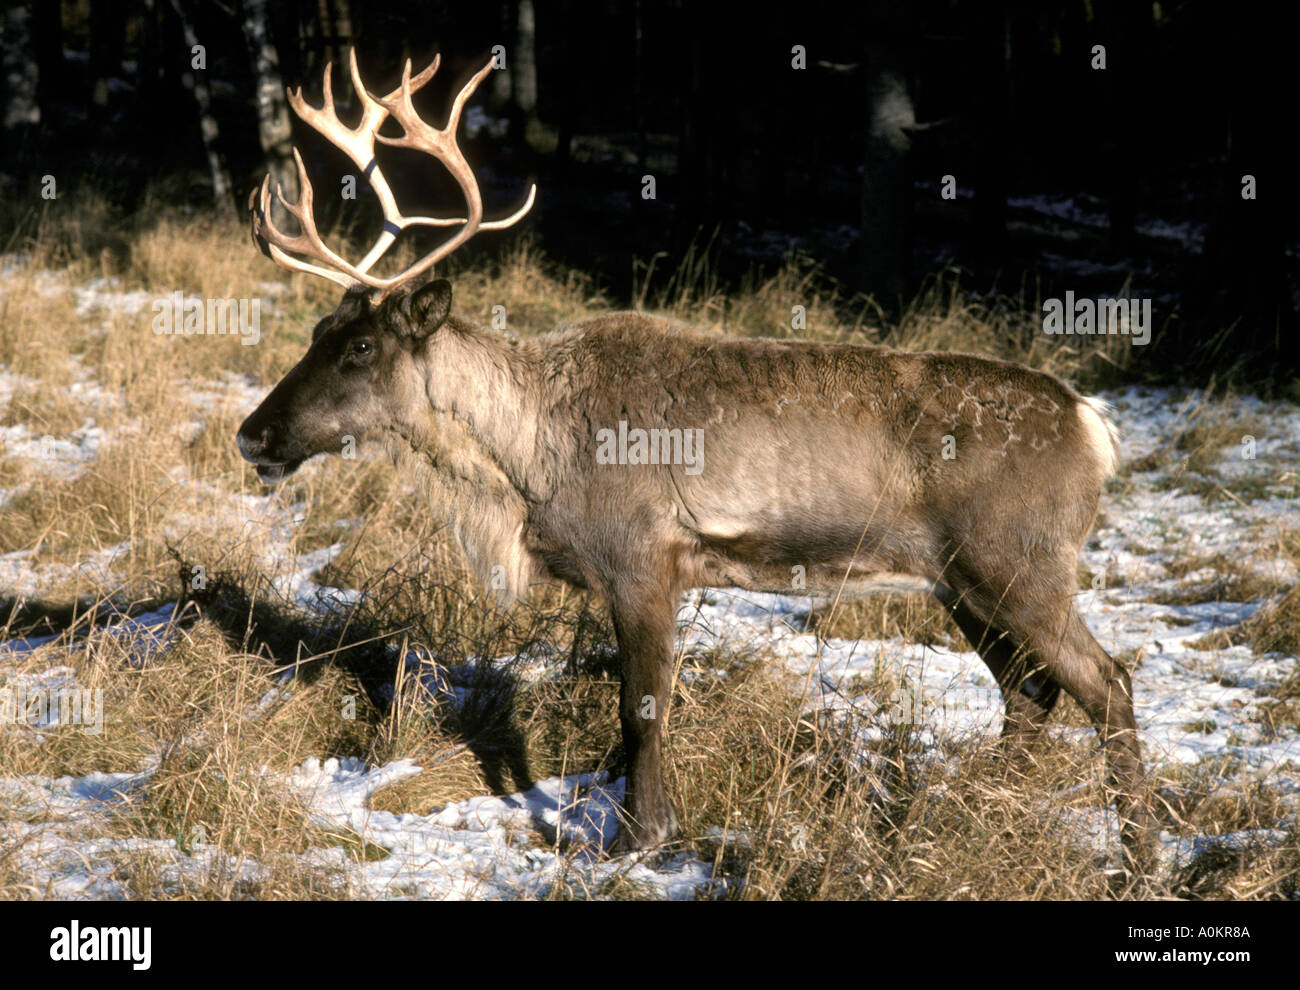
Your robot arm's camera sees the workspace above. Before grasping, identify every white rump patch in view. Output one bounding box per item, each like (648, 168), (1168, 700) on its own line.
(1078, 395), (1121, 477)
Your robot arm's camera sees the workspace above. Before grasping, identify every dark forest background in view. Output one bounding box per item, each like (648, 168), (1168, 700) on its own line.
(2, 0), (1297, 383)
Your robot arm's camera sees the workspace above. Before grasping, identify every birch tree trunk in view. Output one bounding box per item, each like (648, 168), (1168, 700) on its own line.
(240, 0), (297, 223)
(170, 0), (233, 211)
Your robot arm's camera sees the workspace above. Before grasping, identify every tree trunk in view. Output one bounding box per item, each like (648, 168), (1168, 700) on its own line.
(170, 0), (234, 211)
(676, 4), (735, 242)
(296, 0), (322, 82)
(551, 0), (576, 175)
(514, 0), (538, 124)
(859, 41), (913, 320)
(316, 0), (338, 68)
(240, 0), (298, 223)
(490, 1), (514, 112)
(3, 2), (40, 149)
(135, 0), (161, 102)
(329, 0), (353, 60)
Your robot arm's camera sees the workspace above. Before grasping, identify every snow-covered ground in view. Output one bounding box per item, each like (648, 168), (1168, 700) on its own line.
(1, 267), (1296, 899)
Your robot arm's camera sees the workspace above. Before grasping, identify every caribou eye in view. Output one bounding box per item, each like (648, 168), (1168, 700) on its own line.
(346, 339), (374, 360)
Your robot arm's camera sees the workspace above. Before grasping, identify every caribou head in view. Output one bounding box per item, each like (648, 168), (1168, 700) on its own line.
(235, 50), (534, 485)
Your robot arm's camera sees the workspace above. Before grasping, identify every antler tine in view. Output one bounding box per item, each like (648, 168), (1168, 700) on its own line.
(254, 149), (375, 288)
(444, 58), (492, 136)
(375, 57), (491, 158)
(479, 183), (537, 231)
(252, 175), (356, 290)
(358, 47), (440, 109)
(285, 54), (382, 178)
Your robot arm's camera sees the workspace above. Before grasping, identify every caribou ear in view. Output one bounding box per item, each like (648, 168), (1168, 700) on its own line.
(397, 279), (452, 339)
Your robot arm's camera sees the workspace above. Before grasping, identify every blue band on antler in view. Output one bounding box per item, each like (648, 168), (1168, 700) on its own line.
(363, 159), (378, 179)
(383, 220), (401, 236)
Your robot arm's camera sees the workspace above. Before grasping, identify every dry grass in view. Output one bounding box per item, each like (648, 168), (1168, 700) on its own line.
(1153, 553), (1294, 608)
(1129, 391), (1264, 476)
(1192, 585), (1300, 656)
(1122, 388), (1290, 505)
(1186, 532), (1300, 653)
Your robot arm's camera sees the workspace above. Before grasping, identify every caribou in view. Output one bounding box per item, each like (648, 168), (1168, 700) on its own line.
(236, 50), (1152, 868)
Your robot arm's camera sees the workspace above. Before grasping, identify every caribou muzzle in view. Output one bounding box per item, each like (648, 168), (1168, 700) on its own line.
(236, 418), (307, 485)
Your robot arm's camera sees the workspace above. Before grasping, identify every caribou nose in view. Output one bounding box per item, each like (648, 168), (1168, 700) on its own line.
(236, 423), (270, 462)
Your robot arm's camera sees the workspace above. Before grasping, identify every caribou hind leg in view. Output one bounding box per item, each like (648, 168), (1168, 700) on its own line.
(937, 566), (1153, 872)
(930, 535), (1154, 867)
(1028, 607), (1154, 872)
(937, 587), (1063, 754)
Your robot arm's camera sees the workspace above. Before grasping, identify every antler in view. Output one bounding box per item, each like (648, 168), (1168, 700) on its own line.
(250, 49), (536, 299)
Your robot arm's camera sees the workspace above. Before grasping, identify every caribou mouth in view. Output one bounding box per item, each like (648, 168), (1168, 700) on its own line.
(254, 459), (303, 485)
